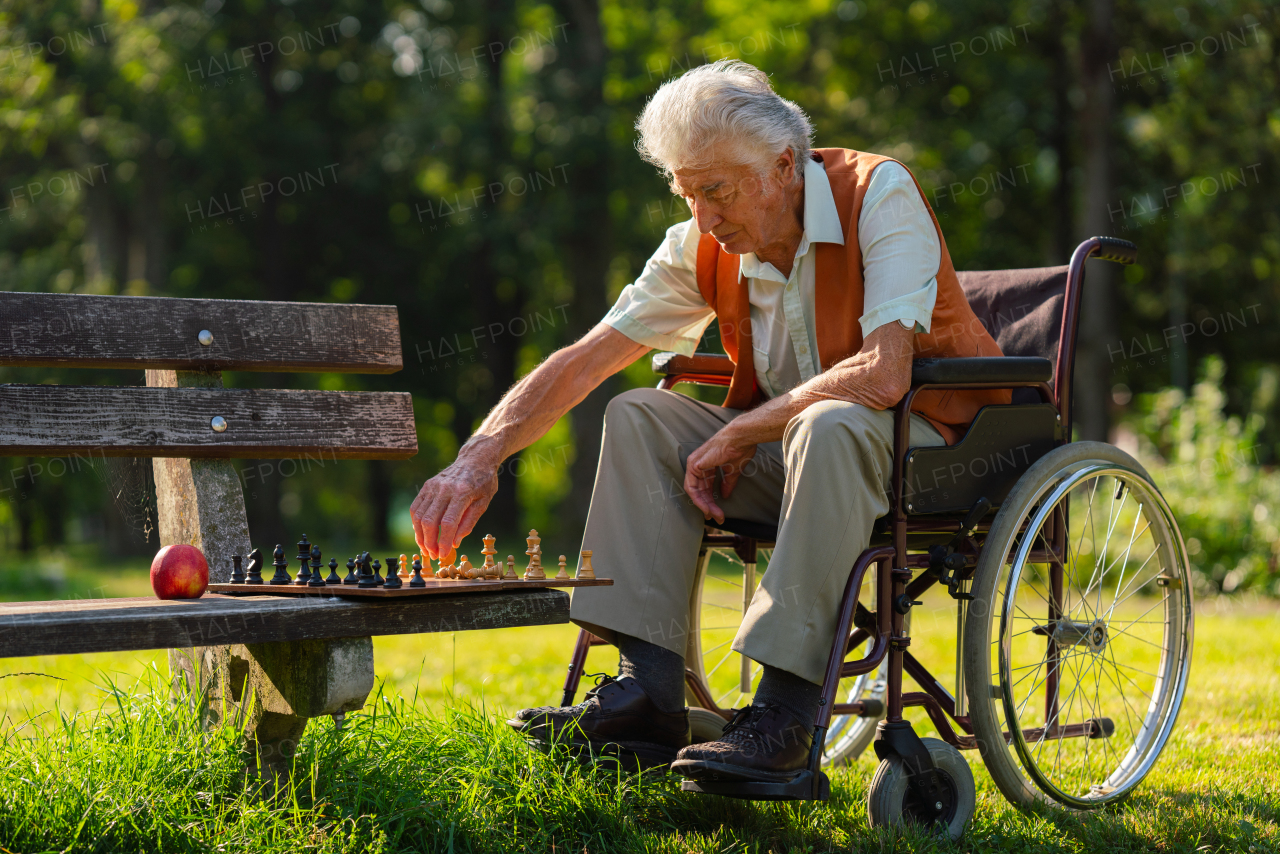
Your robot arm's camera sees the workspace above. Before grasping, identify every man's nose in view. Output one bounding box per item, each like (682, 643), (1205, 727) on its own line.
(689, 199), (721, 234)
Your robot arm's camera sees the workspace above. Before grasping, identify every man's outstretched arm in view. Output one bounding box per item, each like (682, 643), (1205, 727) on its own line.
(411, 323), (650, 558)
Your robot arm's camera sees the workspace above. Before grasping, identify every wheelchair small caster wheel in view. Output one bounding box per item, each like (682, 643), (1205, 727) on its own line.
(867, 738), (974, 840)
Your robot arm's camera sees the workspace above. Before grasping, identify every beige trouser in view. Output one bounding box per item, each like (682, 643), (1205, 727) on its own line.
(570, 387), (945, 684)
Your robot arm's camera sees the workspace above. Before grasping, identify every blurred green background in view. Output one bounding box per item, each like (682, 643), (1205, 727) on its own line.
(1, 0), (1277, 594)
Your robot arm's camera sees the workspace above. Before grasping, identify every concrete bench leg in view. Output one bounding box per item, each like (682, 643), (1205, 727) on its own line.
(171, 637), (374, 781)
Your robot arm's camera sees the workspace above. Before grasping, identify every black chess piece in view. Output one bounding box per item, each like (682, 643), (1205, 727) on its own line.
(269, 545), (292, 585)
(294, 534), (313, 585)
(371, 559), (384, 586)
(343, 557), (359, 585)
(383, 557), (402, 589)
(245, 548), (265, 584)
(325, 558), (342, 585)
(308, 544), (327, 587)
(230, 554), (246, 584)
(357, 552), (378, 588)
(409, 556), (427, 588)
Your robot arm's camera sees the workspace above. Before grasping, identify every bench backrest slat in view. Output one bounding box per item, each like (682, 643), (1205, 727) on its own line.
(0, 385), (417, 459)
(0, 291), (402, 373)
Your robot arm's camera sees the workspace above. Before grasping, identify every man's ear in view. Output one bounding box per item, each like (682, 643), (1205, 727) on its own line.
(775, 148), (798, 184)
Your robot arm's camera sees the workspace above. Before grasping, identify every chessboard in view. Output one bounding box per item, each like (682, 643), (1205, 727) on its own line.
(208, 529), (611, 599)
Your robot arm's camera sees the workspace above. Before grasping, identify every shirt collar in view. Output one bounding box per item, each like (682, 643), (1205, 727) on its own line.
(738, 156), (845, 282)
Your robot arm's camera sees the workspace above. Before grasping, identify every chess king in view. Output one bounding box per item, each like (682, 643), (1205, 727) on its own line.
(410, 61), (1006, 781)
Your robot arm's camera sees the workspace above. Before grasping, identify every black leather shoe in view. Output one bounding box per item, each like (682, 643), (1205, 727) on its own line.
(670, 703), (813, 782)
(509, 675), (690, 770)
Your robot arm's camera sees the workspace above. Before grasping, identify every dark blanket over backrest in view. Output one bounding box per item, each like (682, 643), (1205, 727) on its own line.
(957, 265), (1068, 399)
(956, 265), (1068, 402)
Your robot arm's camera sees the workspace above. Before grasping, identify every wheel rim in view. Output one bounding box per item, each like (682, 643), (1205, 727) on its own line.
(994, 464), (1193, 807)
(900, 767), (958, 826)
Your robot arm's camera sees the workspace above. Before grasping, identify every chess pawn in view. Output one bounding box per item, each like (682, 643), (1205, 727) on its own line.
(230, 554), (246, 584)
(577, 550), (596, 580)
(459, 555), (478, 579)
(343, 557), (359, 585)
(438, 546), (457, 579)
(504, 556), (516, 579)
(245, 548), (265, 584)
(555, 555), (569, 580)
(417, 553), (434, 578)
(325, 558), (342, 585)
(371, 559), (384, 586)
(269, 545), (292, 585)
(384, 556), (402, 589)
(409, 555), (427, 588)
(308, 544), (327, 587)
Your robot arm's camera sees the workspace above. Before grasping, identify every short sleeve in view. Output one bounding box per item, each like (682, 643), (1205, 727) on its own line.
(857, 161), (941, 337)
(603, 219), (716, 356)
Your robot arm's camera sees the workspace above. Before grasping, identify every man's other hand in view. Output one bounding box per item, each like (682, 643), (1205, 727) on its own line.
(410, 460), (498, 559)
(684, 427), (758, 525)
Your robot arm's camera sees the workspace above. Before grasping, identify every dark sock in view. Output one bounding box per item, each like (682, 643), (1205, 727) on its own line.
(754, 664), (822, 727)
(617, 633), (686, 714)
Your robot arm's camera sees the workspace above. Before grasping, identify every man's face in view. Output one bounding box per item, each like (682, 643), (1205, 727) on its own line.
(672, 147), (798, 256)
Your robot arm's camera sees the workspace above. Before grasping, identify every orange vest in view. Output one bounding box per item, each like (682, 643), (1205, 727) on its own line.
(695, 147), (1009, 444)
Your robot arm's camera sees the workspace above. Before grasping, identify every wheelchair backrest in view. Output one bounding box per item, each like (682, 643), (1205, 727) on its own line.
(958, 266), (1067, 405)
(957, 266), (1068, 368)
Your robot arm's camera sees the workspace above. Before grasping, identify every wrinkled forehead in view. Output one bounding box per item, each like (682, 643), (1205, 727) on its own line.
(670, 161), (756, 195)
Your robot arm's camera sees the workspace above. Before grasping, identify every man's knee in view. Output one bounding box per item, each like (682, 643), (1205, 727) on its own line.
(604, 386), (675, 424)
(785, 400), (883, 448)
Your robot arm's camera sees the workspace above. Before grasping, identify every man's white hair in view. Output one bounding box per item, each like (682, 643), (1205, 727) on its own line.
(635, 60), (814, 180)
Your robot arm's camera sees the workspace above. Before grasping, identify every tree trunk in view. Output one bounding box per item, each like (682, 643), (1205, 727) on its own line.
(1073, 0), (1117, 441)
(468, 0), (521, 536)
(557, 0), (613, 536)
(367, 459), (392, 548)
(16, 458), (34, 553)
(1045, 0), (1075, 266)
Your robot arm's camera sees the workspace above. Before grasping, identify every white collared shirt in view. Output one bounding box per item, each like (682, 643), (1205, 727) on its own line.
(604, 158), (941, 398)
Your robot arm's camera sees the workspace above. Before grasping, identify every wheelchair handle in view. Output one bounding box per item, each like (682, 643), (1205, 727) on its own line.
(1089, 235), (1138, 265)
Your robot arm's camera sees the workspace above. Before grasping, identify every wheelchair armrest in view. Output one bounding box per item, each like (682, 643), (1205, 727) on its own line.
(911, 356), (1052, 386)
(652, 351), (735, 378)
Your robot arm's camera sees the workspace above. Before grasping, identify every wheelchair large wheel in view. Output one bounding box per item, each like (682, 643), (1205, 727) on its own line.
(684, 546), (886, 764)
(963, 441), (1194, 808)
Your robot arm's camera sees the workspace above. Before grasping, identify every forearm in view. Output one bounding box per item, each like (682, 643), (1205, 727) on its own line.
(721, 323), (914, 445)
(457, 324), (648, 471)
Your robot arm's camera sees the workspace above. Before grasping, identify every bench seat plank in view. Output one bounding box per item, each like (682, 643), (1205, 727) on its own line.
(0, 292), (402, 373)
(0, 385), (417, 459)
(0, 591), (569, 658)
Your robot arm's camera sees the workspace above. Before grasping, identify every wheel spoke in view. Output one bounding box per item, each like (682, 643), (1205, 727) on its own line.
(1104, 511), (1150, 622)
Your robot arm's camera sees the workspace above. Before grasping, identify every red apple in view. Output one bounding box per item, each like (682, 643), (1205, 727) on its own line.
(150, 544), (209, 599)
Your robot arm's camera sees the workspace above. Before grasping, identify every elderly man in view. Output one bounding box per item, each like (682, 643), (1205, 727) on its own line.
(410, 60), (1005, 782)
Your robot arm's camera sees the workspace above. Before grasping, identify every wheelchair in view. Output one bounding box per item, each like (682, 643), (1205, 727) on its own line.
(561, 236), (1193, 837)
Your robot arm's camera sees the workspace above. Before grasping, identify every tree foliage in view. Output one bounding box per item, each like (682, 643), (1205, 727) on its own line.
(1, 0), (1276, 555)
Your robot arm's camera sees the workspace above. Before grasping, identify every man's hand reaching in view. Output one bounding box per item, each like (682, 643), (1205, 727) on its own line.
(683, 426), (758, 525)
(410, 458), (498, 560)
(408, 323), (650, 561)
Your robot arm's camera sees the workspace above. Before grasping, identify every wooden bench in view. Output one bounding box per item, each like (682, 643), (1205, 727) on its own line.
(0, 291), (572, 777)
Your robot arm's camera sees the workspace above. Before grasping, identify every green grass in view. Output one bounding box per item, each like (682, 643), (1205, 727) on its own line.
(0, 563), (1278, 852)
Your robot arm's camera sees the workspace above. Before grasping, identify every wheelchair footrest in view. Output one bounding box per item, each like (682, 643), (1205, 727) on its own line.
(680, 769), (830, 802)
